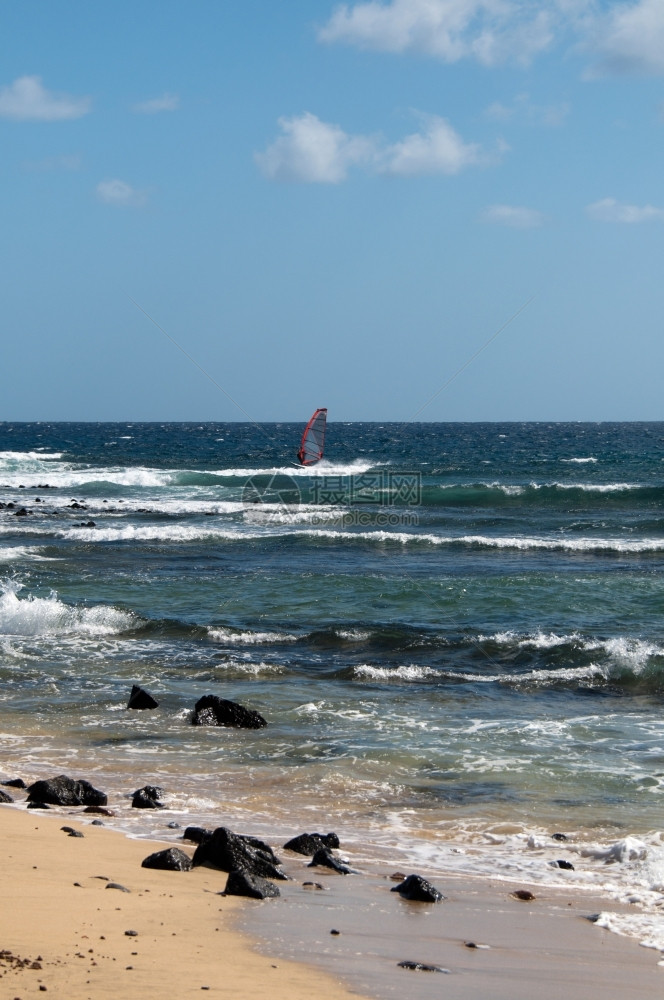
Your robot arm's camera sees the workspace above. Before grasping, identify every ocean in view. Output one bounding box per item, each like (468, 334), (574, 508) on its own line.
(1, 421), (663, 955)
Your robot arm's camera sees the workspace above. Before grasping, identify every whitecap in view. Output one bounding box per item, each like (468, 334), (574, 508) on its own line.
(0, 450), (64, 461)
(0, 546), (51, 563)
(354, 664), (437, 681)
(208, 627), (297, 644)
(0, 580), (134, 637)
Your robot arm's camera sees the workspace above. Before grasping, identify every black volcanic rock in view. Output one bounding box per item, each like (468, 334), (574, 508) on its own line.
(391, 874), (444, 902)
(141, 848), (193, 871)
(307, 848), (355, 875)
(127, 685), (159, 710)
(182, 826), (213, 845)
(398, 961), (449, 973)
(192, 827), (286, 880)
(27, 775), (107, 807)
(0, 789), (14, 804)
(224, 869), (281, 899)
(2, 778), (26, 789)
(192, 695), (267, 729)
(283, 832), (340, 856)
(132, 785), (164, 809)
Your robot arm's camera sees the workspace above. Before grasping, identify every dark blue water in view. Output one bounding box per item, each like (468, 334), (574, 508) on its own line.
(1, 422), (664, 946)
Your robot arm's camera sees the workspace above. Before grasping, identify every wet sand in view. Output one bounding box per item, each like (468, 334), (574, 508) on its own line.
(1, 804), (661, 1000)
(0, 806), (358, 1000)
(246, 859), (664, 1000)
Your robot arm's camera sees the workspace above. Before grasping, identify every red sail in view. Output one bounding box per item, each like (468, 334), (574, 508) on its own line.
(297, 408), (327, 466)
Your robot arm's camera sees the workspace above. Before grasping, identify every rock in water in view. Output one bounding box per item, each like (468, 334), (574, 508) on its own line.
(26, 775), (107, 807)
(0, 790), (14, 804)
(510, 889), (536, 901)
(127, 685), (159, 710)
(283, 832), (340, 856)
(398, 961), (449, 973)
(191, 695), (267, 729)
(391, 874), (444, 902)
(192, 827), (287, 880)
(132, 786), (164, 809)
(224, 870), (281, 899)
(308, 849), (355, 875)
(141, 848), (193, 871)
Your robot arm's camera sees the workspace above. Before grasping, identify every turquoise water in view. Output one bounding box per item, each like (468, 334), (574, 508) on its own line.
(1, 422), (663, 951)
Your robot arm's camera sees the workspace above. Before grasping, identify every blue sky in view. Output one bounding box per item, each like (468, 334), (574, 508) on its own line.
(1, 0), (663, 421)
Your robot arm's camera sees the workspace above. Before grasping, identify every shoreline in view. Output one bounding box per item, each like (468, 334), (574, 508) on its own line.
(2, 803), (662, 1000)
(0, 804), (361, 1000)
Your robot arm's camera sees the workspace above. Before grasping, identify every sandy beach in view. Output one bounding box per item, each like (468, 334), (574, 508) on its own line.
(1, 802), (662, 1000)
(0, 805), (358, 1000)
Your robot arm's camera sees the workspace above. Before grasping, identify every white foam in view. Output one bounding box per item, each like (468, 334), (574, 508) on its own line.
(439, 664), (607, 685)
(61, 524), (262, 543)
(451, 534), (664, 553)
(438, 482), (525, 496)
(594, 912), (664, 953)
(81, 499), (246, 516)
(208, 627), (297, 644)
(295, 701), (325, 715)
(207, 459), (376, 478)
(592, 637), (664, 673)
(0, 450), (63, 461)
(482, 631), (664, 674)
(480, 630), (580, 650)
(298, 530), (664, 553)
(243, 505), (341, 525)
(543, 481), (639, 493)
(354, 664), (438, 681)
(580, 837), (649, 864)
(0, 546), (50, 563)
(215, 660), (283, 676)
(0, 580), (134, 637)
(561, 457), (598, 464)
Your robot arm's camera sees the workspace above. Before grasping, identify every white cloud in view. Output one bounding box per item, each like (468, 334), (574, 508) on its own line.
(256, 111), (491, 182)
(592, 0), (664, 75)
(482, 204), (545, 228)
(586, 197), (664, 223)
(132, 93), (180, 114)
(485, 92), (570, 126)
(319, 0), (558, 66)
(255, 112), (375, 182)
(0, 75), (91, 121)
(319, 1), (664, 76)
(96, 179), (147, 207)
(380, 114), (482, 175)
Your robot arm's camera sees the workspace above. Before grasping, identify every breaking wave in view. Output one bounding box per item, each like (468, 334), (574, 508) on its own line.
(0, 580), (134, 637)
(208, 627), (298, 644)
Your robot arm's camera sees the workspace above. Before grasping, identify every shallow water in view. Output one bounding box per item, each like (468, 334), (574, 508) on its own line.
(1, 421), (663, 955)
